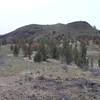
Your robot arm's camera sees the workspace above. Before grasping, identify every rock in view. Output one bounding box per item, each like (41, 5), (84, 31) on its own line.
(28, 94), (37, 100)
(62, 96), (70, 100)
(89, 68), (100, 76)
(37, 75), (45, 80)
(0, 56), (5, 64)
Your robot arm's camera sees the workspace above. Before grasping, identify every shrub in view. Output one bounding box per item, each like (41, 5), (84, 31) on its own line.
(98, 58), (100, 67)
(50, 45), (59, 59)
(10, 44), (14, 51)
(13, 44), (20, 57)
(34, 51), (42, 62)
(63, 40), (73, 65)
(34, 43), (47, 62)
(73, 46), (79, 65)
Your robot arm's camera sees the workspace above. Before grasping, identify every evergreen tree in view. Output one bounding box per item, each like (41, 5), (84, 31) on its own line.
(27, 41), (33, 60)
(34, 51), (42, 62)
(2, 39), (7, 45)
(76, 41), (89, 70)
(13, 44), (20, 57)
(98, 58), (100, 67)
(76, 54), (83, 67)
(10, 44), (14, 51)
(0, 41), (2, 50)
(80, 41), (87, 65)
(90, 57), (94, 68)
(63, 40), (73, 65)
(50, 43), (59, 59)
(34, 43), (47, 62)
(39, 44), (47, 61)
(73, 46), (79, 65)
(81, 41), (87, 57)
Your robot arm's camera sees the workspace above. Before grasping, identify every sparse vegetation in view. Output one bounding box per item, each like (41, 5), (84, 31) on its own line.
(62, 40), (73, 64)
(34, 50), (43, 62)
(34, 43), (47, 62)
(0, 21), (100, 100)
(13, 44), (20, 57)
(98, 58), (100, 67)
(73, 45), (80, 65)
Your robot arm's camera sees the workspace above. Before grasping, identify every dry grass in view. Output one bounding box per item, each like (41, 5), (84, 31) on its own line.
(0, 45), (100, 83)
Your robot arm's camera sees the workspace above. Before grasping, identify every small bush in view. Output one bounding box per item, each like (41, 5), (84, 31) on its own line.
(13, 44), (20, 57)
(98, 58), (100, 67)
(34, 43), (47, 62)
(34, 51), (42, 62)
(10, 44), (14, 51)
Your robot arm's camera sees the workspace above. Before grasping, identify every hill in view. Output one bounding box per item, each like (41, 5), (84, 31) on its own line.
(0, 21), (100, 40)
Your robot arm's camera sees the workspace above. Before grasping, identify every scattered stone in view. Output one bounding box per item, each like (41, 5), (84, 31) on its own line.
(61, 64), (68, 72)
(0, 56), (5, 64)
(0, 74), (100, 100)
(89, 68), (100, 76)
(28, 94), (37, 100)
(62, 96), (70, 100)
(37, 75), (45, 80)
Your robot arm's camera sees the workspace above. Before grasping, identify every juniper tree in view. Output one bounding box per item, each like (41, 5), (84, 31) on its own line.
(80, 41), (87, 65)
(2, 39), (7, 45)
(81, 41), (87, 58)
(13, 44), (20, 57)
(49, 42), (59, 59)
(22, 43), (28, 57)
(76, 41), (89, 70)
(27, 41), (33, 60)
(34, 50), (42, 62)
(39, 43), (47, 61)
(63, 40), (73, 65)
(34, 43), (47, 62)
(52, 45), (59, 59)
(73, 45), (80, 65)
(0, 41), (1, 50)
(10, 44), (14, 51)
(98, 58), (100, 67)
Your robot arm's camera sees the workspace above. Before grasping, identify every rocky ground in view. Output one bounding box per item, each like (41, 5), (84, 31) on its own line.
(0, 45), (99, 100)
(0, 72), (99, 100)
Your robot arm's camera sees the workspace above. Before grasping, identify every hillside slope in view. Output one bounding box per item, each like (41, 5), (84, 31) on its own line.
(0, 21), (100, 40)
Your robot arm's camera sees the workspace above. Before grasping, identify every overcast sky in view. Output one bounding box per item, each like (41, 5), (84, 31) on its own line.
(0, 0), (100, 34)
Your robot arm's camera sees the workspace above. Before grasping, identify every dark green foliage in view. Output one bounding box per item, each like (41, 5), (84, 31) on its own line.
(39, 38), (59, 59)
(90, 58), (94, 68)
(0, 41), (2, 50)
(1, 40), (7, 45)
(73, 46), (79, 65)
(27, 41), (33, 59)
(39, 44), (47, 61)
(10, 44), (14, 51)
(34, 51), (42, 62)
(50, 44), (59, 59)
(80, 41), (87, 58)
(80, 41), (87, 64)
(63, 40), (73, 65)
(98, 58), (100, 67)
(76, 55), (82, 67)
(13, 44), (20, 57)
(76, 41), (88, 70)
(34, 43), (47, 62)
(11, 39), (19, 44)
(77, 55), (89, 70)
